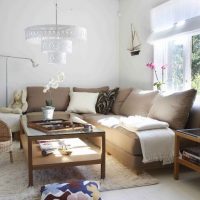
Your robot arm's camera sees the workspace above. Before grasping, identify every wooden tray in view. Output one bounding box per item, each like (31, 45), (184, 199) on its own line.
(28, 119), (85, 133)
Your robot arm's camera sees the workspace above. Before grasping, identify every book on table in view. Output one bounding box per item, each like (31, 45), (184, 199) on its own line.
(38, 138), (88, 156)
(181, 146), (200, 165)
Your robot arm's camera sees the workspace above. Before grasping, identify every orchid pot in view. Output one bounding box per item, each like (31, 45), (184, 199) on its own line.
(42, 72), (65, 120)
(42, 106), (55, 120)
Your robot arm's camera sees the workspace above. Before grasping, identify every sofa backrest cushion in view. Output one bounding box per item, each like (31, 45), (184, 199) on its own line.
(120, 90), (158, 117)
(148, 89), (197, 129)
(27, 87), (70, 112)
(112, 88), (133, 115)
(67, 92), (99, 114)
(73, 86), (109, 93)
(186, 104), (200, 128)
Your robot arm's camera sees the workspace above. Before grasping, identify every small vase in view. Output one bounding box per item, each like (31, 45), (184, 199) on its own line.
(41, 106), (55, 120)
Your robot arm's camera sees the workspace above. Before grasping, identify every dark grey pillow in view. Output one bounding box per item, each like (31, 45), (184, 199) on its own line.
(96, 88), (119, 114)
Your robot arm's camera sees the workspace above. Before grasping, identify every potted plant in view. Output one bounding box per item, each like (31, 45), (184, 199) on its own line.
(146, 62), (167, 91)
(42, 72), (65, 120)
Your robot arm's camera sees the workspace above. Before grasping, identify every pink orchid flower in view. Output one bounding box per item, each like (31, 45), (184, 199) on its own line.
(146, 62), (155, 69)
(161, 65), (167, 70)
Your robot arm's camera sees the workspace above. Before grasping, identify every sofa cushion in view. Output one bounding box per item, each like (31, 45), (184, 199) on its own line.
(67, 92), (99, 114)
(120, 90), (158, 117)
(112, 88), (133, 115)
(96, 88), (119, 114)
(83, 114), (142, 155)
(27, 87), (70, 112)
(73, 86), (109, 93)
(148, 89), (197, 129)
(186, 104), (200, 128)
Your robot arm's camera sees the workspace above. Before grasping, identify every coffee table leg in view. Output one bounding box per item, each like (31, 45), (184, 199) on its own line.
(101, 134), (106, 179)
(174, 134), (180, 180)
(28, 138), (33, 186)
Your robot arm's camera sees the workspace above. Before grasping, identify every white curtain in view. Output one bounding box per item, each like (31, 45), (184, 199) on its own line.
(149, 0), (200, 43)
(153, 35), (192, 92)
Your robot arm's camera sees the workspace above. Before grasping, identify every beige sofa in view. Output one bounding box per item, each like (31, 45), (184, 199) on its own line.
(26, 86), (198, 171)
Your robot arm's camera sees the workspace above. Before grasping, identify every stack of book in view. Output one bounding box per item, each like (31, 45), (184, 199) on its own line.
(182, 146), (200, 165)
(38, 140), (60, 156)
(38, 138), (87, 156)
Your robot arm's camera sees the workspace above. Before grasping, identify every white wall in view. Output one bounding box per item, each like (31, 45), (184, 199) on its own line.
(0, 0), (119, 106)
(119, 0), (167, 89)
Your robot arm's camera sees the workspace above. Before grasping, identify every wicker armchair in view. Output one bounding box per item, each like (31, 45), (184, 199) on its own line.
(0, 120), (13, 162)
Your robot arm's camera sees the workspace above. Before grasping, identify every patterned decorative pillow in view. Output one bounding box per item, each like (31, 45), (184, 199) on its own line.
(96, 88), (119, 114)
(41, 180), (102, 200)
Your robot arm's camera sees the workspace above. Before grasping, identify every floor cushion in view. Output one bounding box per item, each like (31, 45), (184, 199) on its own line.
(41, 180), (101, 200)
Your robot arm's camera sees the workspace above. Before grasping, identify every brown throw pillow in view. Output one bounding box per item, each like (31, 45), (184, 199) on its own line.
(73, 86), (109, 93)
(120, 90), (158, 116)
(148, 89), (197, 129)
(27, 87), (70, 112)
(112, 88), (133, 115)
(96, 88), (119, 114)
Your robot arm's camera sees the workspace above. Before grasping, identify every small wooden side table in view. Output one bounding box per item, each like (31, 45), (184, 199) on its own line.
(174, 129), (200, 180)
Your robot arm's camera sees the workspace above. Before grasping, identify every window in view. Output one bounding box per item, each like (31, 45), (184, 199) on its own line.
(154, 33), (200, 93)
(192, 34), (200, 94)
(150, 0), (200, 94)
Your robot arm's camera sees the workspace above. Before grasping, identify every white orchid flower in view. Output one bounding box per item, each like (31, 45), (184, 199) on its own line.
(43, 88), (48, 93)
(48, 78), (55, 85)
(44, 72), (65, 90)
(51, 81), (59, 89)
(43, 84), (50, 93)
(57, 72), (65, 82)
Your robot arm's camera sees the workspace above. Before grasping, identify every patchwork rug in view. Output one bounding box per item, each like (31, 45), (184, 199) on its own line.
(0, 142), (158, 200)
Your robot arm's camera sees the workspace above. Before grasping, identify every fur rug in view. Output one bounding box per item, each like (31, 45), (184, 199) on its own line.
(0, 142), (158, 200)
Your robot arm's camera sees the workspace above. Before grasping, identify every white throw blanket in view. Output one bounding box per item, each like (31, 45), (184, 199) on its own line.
(120, 116), (174, 164)
(136, 128), (175, 164)
(120, 116), (169, 131)
(84, 115), (175, 164)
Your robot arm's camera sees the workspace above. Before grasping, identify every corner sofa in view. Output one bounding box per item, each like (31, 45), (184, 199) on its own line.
(25, 86), (197, 171)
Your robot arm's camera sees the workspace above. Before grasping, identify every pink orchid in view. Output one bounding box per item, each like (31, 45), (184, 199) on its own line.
(146, 62), (167, 90)
(146, 62), (155, 69)
(161, 65), (167, 70)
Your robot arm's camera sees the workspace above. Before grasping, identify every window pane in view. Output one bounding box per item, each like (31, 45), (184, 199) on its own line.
(192, 34), (200, 94)
(167, 40), (185, 91)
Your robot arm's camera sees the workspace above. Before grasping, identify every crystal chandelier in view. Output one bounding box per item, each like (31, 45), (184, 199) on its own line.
(25, 1), (87, 64)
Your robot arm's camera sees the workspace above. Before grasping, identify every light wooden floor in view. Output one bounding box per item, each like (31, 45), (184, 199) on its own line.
(101, 168), (200, 200)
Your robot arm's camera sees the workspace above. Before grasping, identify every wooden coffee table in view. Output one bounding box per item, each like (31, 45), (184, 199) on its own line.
(20, 114), (106, 186)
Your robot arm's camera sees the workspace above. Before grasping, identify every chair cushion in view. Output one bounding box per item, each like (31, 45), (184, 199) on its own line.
(112, 88), (133, 115)
(41, 180), (101, 200)
(73, 86), (109, 93)
(0, 113), (21, 132)
(120, 90), (158, 117)
(27, 87), (70, 112)
(148, 89), (197, 129)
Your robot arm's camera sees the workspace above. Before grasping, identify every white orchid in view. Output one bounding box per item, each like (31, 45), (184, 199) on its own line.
(43, 72), (65, 106)
(43, 72), (65, 93)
